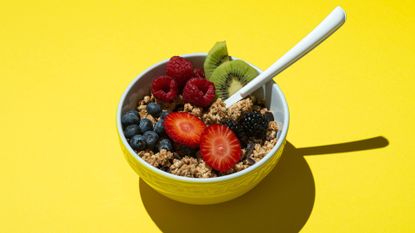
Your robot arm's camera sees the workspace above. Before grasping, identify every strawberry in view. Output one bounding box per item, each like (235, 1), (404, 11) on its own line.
(164, 112), (206, 148)
(200, 124), (242, 172)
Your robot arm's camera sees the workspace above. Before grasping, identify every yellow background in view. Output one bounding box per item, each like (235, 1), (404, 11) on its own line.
(1, 0), (414, 232)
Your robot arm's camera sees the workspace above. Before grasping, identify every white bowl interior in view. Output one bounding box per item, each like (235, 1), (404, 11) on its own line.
(117, 53), (289, 182)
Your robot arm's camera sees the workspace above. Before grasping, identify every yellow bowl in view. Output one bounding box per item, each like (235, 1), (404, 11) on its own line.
(117, 53), (289, 205)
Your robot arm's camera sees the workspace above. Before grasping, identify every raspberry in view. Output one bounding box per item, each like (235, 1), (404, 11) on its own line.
(182, 78), (216, 108)
(151, 76), (178, 102)
(193, 68), (205, 79)
(166, 56), (193, 88)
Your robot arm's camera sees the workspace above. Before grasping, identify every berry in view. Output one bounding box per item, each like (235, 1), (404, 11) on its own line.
(151, 76), (178, 102)
(139, 118), (153, 133)
(154, 119), (164, 135)
(239, 112), (268, 139)
(193, 68), (205, 79)
(121, 110), (140, 126)
(166, 56), (193, 88)
(222, 119), (248, 146)
(164, 112), (206, 148)
(264, 111), (274, 122)
(130, 135), (146, 150)
(143, 131), (159, 149)
(158, 138), (173, 151)
(124, 124), (140, 138)
(146, 102), (162, 118)
(182, 78), (216, 108)
(160, 110), (169, 119)
(200, 124), (242, 173)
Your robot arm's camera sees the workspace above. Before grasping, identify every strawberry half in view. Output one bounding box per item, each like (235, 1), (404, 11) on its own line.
(200, 124), (242, 173)
(164, 112), (206, 148)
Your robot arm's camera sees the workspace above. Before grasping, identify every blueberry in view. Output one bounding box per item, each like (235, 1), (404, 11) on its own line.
(129, 135), (146, 150)
(158, 138), (173, 151)
(154, 120), (164, 135)
(139, 118), (153, 133)
(146, 103), (162, 118)
(123, 124), (140, 138)
(160, 110), (169, 119)
(143, 131), (159, 149)
(121, 110), (140, 126)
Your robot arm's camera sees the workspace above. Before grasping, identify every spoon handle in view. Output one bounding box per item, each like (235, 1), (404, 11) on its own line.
(239, 7), (346, 98)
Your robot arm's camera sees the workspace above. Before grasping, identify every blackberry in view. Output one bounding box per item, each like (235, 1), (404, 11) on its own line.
(222, 119), (248, 146)
(239, 112), (268, 139)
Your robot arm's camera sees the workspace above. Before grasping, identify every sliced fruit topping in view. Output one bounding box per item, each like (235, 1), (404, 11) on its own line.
(166, 56), (194, 88)
(164, 112), (206, 148)
(204, 41), (230, 79)
(182, 78), (216, 108)
(200, 124), (242, 172)
(239, 111), (268, 139)
(151, 76), (178, 102)
(209, 60), (259, 100)
(193, 68), (205, 79)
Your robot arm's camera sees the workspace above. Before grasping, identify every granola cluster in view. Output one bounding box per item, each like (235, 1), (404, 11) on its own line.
(170, 156), (216, 178)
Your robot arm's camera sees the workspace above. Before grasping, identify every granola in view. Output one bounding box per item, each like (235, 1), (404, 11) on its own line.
(133, 95), (279, 178)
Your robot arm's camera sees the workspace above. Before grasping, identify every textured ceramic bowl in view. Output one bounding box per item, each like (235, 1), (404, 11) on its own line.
(117, 53), (289, 205)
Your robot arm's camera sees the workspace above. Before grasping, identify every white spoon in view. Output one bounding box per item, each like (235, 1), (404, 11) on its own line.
(225, 6), (346, 107)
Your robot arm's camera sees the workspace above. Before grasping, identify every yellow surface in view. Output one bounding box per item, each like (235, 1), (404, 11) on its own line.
(1, 0), (414, 232)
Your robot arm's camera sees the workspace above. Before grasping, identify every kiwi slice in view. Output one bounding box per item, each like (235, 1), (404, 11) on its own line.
(209, 60), (259, 99)
(204, 41), (231, 79)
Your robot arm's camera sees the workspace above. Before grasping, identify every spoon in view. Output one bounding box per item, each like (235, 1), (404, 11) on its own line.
(225, 6), (346, 107)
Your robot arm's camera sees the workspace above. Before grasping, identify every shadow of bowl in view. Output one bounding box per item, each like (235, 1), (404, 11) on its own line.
(140, 142), (315, 233)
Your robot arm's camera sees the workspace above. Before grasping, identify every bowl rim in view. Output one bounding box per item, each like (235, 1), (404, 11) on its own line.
(116, 52), (289, 183)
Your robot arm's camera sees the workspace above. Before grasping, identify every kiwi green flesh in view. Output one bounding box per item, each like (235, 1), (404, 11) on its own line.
(204, 41), (229, 79)
(209, 60), (259, 99)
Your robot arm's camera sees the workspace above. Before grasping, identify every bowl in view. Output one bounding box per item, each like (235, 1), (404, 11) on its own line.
(116, 53), (289, 205)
